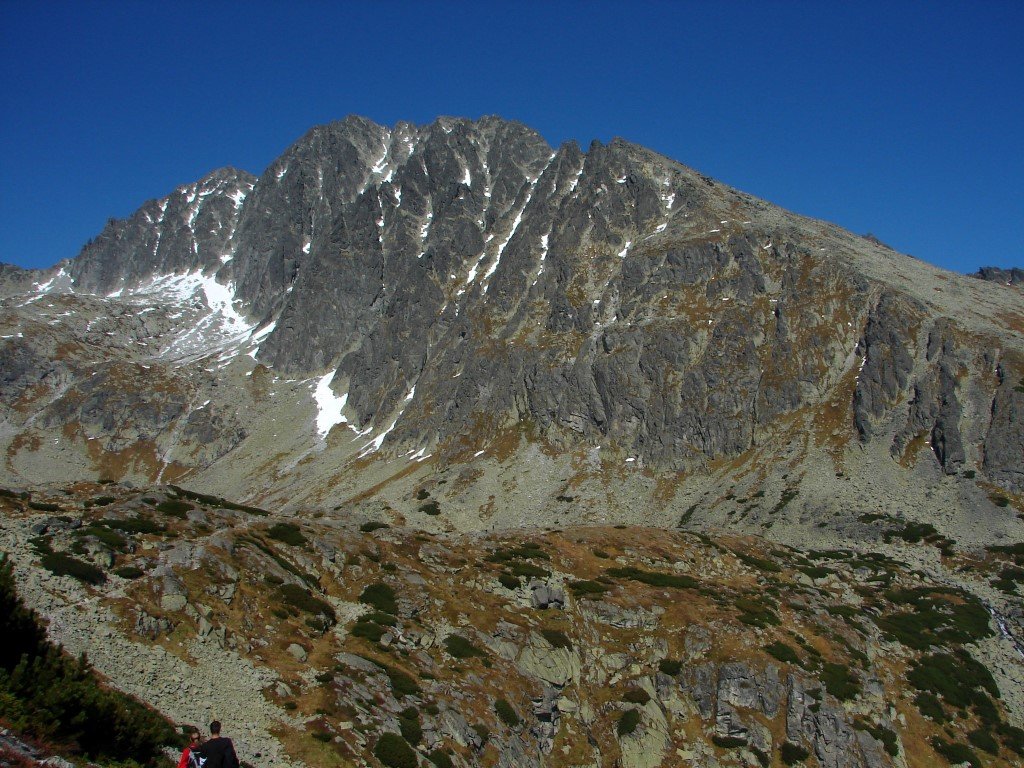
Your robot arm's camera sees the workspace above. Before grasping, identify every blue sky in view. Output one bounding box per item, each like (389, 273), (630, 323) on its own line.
(1, 1), (1021, 274)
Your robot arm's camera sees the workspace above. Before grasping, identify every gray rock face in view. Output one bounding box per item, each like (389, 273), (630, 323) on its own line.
(4, 114), (1023, 502)
(973, 266), (1024, 285)
(680, 664), (892, 768)
(0, 262), (35, 299)
(853, 292), (920, 439)
(985, 357), (1024, 492)
(891, 320), (966, 473)
(67, 167), (255, 295)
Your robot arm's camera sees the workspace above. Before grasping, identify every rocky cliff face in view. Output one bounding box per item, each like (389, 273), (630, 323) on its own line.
(1, 115), (1023, 545)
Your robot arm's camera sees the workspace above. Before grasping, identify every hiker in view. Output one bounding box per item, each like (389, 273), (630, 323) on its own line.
(195, 720), (239, 768)
(177, 728), (202, 768)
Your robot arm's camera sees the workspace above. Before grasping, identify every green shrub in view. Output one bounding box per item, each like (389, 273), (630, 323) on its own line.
(622, 688), (650, 705)
(511, 561), (550, 579)
(360, 582), (398, 614)
(267, 522), (307, 546)
(40, 552), (106, 585)
(0, 558), (176, 763)
(855, 720), (898, 756)
(350, 621), (387, 643)
(156, 499), (192, 518)
(796, 565), (831, 580)
(415, 488), (430, 500)
(568, 579), (609, 598)
(28, 501), (61, 512)
(780, 742), (810, 765)
(486, 543), (549, 563)
(113, 565), (144, 580)
(363, 611), (398, 626)
(999, 722), (1024, 756)
(874, 588), (993, 649)
(913, 691), (946, 722)
(992, 566), (1023, 594)
(930, 737), (981, 768)
(990, 494), (1010, 508)
(617, 709), (641, 737)
(495, 698), (520, 727)
(888, 521), (939, 543)
(735, 597), (780, 627)
(78, 525), (127, 550)
(593, 549), (610, 558)
(101, 517), (165, 536)
(988, 542), (1024, 556)
(427, 749), (454, 768)
(540, 629), (572, 650)
(712, 735), (747, 749)
(967, 728), (999, 755)
(166, 485), (268, 515)
(771, 488), (798, 515)
(498, 572), (520, 589)
(734, 551), (782, 572)
(858, 513), (889, 524)
(359, 521), (390, 532)
(374, 732), (417, 768)
(606, 566), (697, 589)
(444, 634), (486, 659)
(821, 663), (859, 701)
(311, 731), (331, 743)
(907, 650), (998, 709)
(658, 658), (682, 676)
(398, 710), (422, 745)
(471, 724), (490, 743)
(373, 663), (420, 697)
(419, 500), (441, 516)
(764, 641), (800, 665)
(277, 584), (335, 622)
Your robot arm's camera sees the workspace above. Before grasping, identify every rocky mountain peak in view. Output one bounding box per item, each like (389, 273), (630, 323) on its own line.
(0, 114), (1022, 545)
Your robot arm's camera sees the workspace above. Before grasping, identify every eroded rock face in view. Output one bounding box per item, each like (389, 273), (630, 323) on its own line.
(516, 632), (581, 687)
(985, 355), (1024, 492)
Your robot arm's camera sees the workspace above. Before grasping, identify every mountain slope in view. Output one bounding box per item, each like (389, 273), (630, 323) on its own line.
(2, 483), (1022, 768)
(0, 115), (1022, 551)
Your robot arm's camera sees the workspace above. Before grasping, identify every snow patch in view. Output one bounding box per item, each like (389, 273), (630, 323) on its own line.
(228, 188), (248, 210)
(618, 240), (632, 259)
(358, 419), (398, 457)
(312, 372), (349, 438)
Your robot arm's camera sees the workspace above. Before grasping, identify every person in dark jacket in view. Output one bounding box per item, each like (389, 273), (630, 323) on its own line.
(195, 720), (239, 768)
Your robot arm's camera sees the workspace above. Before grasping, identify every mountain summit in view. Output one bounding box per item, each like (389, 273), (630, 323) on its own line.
(1, 114), (1022, 545)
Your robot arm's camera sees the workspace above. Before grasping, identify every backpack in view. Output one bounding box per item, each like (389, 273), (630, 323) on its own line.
(188, 748), (207, 768)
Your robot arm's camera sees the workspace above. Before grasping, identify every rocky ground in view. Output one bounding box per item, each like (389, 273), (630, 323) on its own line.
(1, 482), (1022, 768)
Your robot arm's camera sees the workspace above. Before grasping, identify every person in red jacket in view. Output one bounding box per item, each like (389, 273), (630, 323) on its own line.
(177, 729), (202, 768)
